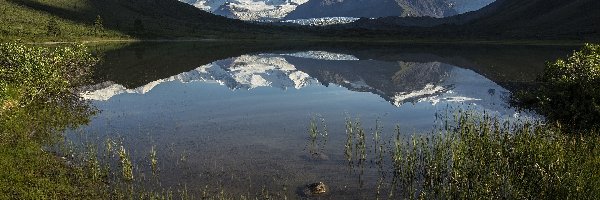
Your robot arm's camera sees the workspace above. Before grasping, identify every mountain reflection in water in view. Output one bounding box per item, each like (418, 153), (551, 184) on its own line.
(82, 51), (511, 114)
(73, 43), (571, 199)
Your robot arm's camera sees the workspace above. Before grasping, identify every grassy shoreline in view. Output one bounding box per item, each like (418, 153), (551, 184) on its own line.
(15, 37), (592, 46)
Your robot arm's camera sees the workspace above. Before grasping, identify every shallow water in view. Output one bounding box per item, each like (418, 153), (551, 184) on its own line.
(72, 42), (576, 199)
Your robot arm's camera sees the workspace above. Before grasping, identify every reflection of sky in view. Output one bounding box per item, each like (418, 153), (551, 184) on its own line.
(81, 51), (535, 137)
(91, 80), (439, 130)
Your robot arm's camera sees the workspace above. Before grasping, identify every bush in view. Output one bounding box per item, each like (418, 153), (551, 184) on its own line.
(517, 44), (600, 132)
(46, 18), (61, 37)
(0, 42), (105, 198)
(0, 42), (97, 144)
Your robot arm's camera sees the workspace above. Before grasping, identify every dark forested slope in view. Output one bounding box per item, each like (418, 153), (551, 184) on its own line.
(285, 0), (457, 19)
(0, 0), (293, 40)
(341, 0), (600, 39)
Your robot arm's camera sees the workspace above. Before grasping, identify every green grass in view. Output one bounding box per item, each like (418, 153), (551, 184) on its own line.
(0, 140), (104, 199)
(0, 0), (128, 42)
(0, 0), (309, 42)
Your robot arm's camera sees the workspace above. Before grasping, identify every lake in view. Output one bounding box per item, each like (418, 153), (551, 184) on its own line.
(71, 42), (577, 199)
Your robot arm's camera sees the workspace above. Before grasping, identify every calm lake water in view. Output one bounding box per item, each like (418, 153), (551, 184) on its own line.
(72, 42), (576, 199)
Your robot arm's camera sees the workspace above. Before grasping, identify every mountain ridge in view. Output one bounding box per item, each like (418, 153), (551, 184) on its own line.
(180, 0), (493, 21)
(337, 0), (599, 39)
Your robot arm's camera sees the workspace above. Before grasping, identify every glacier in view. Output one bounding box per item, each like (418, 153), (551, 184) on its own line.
(180, 0), (309, 21)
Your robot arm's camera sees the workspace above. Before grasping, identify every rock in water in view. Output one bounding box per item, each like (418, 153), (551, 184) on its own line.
(303, 182), (328, 196)
(311, 152), (329, 161)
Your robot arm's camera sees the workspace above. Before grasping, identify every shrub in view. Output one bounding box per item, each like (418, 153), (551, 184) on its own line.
(46, 18), (61, 37)
(517, 44), (600, 132)
(0, 43), (97, 144)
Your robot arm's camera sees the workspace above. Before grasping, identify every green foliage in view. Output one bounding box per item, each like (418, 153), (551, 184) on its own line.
(133, 18), (144, 34)
(93, 15), (103, 35)
(0, 42), (97, 144)
(0, 42), (104, 198)
(307, 115), (328, 160)
(117, 145), (133, 182)
(0, 140), (107, 199)
(0, 0), (127, 41)
(517, 44), (600, 132)
(46, 18), (61, 36)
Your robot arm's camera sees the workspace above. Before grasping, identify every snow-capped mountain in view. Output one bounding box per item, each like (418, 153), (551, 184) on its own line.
(180, 0), (308, 21)
(82, 51), (512, 114)
(180, 0), (495, 21)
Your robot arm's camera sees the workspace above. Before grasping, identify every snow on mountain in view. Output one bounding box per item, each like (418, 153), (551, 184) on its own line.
(180, 0), (495, 21)
(80, 79), (166, 101)
(275, 51), (359, 60)
(180, 0), (308, 21)
(209, 55), (316, 89)
(392, 84), (447, 106)
(393, 64), (510, 112)
(281, 17), (360, 26)
(180, 0), (227, 11)
(81, 51), (512, 116)
(81, 53), (322, 101)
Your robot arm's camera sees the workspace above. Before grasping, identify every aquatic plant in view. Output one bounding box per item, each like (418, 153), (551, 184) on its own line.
(307, 115), (329, 159)
(117, 145), (134, 182)
(354, 119), (367, 163)
(344, 116), (355, 162)
(308, 116), (319, 155)
(386, 111), (600, 199)
(372, 119), (386, 200)
(343, 116), (368, 165)
(319, 117), (329, 153)
(150, 145), (158, 176)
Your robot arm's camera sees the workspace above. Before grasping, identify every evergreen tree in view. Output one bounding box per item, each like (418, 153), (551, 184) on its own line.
(94, 15), (104, 35)
(133, 19), (144, 34)
(46, 18), (60, 37)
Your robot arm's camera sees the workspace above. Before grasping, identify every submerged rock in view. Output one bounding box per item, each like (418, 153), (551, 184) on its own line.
(310, 152), (329, 161)
(303, 182), (328, 197)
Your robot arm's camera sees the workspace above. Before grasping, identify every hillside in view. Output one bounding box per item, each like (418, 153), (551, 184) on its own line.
(284, 0), (457, 20)
(1, 0), (598, 41)
(451, 0), (494, 14)
(0, 0), (291, 41)
(340, 0), (600, 39)
(464, 0), (600, 38)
